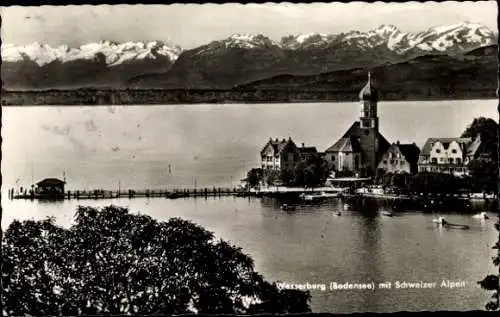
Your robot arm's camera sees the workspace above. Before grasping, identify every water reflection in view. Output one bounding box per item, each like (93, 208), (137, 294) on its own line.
(2, 195), (497, 313)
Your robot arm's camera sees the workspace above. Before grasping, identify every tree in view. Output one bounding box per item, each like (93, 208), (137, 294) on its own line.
(461, 117), (498, 162)
(265, 169), (280, 186)
(406, 172), (468, 195)
(468, 158), (498, 194)
(478, 215), (500, 311)
(287, 154), (330, 188)
(246, 168), (263, 188)
(2, 206), (312, 315)
(279, 168), (296, 187)
(375, 168), (386, 184)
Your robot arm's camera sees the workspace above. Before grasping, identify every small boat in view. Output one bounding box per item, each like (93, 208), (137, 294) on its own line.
(299, 192), (325, 201)
(166, 192), (183, 199)
(280, 203), (296, 211)
(319, 191), (340, 198)
(432, 217), (469, 229)
(333, 211), (342, 217)
(445, 223), (470, 230)
(381, 211), (394, 217)
(343, 203), (351, 210)
(472, 212), (489, 220)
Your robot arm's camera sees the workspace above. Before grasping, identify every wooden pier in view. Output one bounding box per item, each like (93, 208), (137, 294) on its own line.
(9, 187), (245, 201)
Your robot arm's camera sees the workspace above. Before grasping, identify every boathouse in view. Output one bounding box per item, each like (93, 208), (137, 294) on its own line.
(35, 178), (66, 197)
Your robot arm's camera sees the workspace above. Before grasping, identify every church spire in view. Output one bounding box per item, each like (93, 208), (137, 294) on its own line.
(359, 72), (378, 102)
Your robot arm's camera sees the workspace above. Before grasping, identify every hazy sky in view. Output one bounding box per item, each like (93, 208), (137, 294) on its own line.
(1, 2), (498, 49)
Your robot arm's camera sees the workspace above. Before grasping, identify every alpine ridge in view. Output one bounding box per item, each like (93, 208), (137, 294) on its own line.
(126, 21), (497, 90)
(2, 22), (496, 90)
(2, 41), (182, 89)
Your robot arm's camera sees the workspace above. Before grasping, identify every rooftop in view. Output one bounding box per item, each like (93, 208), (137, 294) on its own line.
(36, 178), (66, 186)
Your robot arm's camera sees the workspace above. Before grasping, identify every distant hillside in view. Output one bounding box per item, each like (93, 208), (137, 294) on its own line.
(3, 22), (496, 90)
(2, 45), (497, 105)
(234, 44), (498, 100)
(126, 22), (497, 89)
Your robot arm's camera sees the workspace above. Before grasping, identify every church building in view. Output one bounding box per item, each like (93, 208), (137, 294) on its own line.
(324, 73), (391, 176)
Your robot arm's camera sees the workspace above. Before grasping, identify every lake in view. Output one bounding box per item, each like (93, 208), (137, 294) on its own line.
(1, 195), (497, 313)
(2, 100), (499, 313)
(2, 100), (497, 190)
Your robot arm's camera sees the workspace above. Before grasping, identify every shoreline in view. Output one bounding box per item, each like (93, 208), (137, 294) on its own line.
(2, 89), (496, 106)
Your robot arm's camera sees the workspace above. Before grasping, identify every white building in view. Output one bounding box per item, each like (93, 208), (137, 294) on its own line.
(417, 136), (482, 176)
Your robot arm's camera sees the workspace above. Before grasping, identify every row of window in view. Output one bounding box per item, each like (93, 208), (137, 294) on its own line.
(434, 148), (458, 154)
(418, 166), (467, 173)
(430, 157), (462, 164)
(388, 152), (401, 159)
(262, 165), (280, 170)
(263, 154), (301, 162)
(382, 159), (406, 165)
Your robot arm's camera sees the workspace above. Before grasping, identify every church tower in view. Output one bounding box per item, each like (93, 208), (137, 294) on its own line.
(358, 72), (380, 174)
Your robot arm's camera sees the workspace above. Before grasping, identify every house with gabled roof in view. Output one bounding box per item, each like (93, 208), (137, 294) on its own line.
(260, 137), (301, 172)
(417, 135), (482, 175)
(377, 141), (421, 174)
(324, 73), (391, 176)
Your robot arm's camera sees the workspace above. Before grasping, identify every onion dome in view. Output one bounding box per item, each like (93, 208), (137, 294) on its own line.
(359, 72), (379, 102)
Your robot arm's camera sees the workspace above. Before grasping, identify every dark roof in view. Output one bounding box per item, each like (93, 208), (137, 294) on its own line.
(325, 121), (391, 166)
(358, 72), (379, 102)
(298, 146), (317, 154)
(420, 137), (472, 156)
(396, 143), (421, 164)
(36, 178), (65, 186)
(341, 121), (362, 138)
(261, 137), (297, 156)
(325, 136), (362, 153)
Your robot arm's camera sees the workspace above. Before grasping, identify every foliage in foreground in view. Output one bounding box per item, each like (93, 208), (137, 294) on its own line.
(478, 215), (500, 311)
(2, 205), (311, 315)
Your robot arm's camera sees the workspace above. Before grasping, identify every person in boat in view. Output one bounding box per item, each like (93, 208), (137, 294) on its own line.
(281, 203), (295, 211)
(472, 211), (489, 219)
(433, 216), (447, 225)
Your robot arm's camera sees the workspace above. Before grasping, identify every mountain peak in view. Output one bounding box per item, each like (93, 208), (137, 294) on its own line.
(2, 40), (183, 67)
(220, 33), (280, 49)
(374, 24), (400, 33)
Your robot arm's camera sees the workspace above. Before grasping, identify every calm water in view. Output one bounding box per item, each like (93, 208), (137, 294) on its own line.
(1, 196), (497, 313)
(2, 100), (499, 312)
(2, 100), (497, 190)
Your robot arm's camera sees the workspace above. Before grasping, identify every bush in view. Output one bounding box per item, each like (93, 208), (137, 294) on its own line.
(2, 205), (311, 315)
(478, 215), (499, 311)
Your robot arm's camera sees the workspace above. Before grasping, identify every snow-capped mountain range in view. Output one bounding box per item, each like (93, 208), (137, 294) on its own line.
(2, 22), (497, 90)
(2, 40), (182, 67)
(280, 22), (495, 52)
